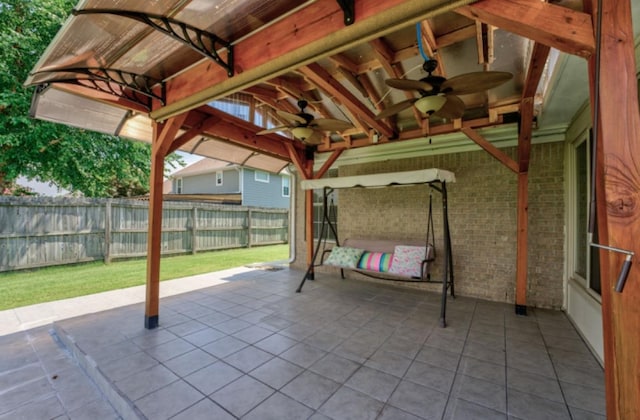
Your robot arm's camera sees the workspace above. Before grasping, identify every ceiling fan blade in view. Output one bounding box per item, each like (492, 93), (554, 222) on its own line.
(311, 118), (353, 132)
(433, 95), (465, 120)
(303, 130), (324, 145)
(385, 78), (433, 92)
(441, 71), (512, 96)
(276, 110), (306, 124)
(257, 125), (290, 135)
(375, 98), (417, 119)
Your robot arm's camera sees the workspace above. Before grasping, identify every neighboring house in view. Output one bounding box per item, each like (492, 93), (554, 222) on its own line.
(169, 158), (290, 208)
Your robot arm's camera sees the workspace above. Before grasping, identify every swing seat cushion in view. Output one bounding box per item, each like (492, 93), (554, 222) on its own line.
(357, 251), (393, 272)
(388, 245), (428, 278)
(325, 246), (365, 268)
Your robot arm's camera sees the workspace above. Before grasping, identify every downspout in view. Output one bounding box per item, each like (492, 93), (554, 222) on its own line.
(288, 166), (296, 263)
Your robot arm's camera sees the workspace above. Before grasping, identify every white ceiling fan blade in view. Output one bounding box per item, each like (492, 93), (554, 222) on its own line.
(257, 125), (290, 135)
(311, 118), (353, 132)
(276, 110), (306, 124)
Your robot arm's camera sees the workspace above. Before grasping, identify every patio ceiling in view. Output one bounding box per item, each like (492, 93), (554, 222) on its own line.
(25, 0), (596, 172)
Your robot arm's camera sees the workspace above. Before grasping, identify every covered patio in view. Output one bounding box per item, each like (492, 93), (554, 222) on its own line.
(1, 267), (604, 419)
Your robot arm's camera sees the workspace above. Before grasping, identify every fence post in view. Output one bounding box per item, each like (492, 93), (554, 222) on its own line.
(104, 199), (112, 264)
(191, 207), (198, 254)
(247, 208), (253, 248)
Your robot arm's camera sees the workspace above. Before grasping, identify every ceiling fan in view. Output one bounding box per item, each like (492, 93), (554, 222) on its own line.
(376, 60), (512, 120)
(257, 100), (354, 145)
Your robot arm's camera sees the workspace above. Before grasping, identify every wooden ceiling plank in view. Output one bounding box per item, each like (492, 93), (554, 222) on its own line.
(53, 83), (151, 114)
(329, 54), (360, 74)
(436, 24), (477, 49)
(300, 63), (394, 139)
(455, 0), (594, 58)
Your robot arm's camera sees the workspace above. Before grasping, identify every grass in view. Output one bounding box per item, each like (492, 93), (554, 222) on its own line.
(0, 244), (289, 311)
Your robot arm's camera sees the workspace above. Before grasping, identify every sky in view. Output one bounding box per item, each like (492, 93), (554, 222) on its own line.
(167, 151), (203, 175)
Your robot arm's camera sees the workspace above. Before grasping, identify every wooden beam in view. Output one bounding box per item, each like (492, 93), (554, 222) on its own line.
(587, 0), (640, 417)
(168, 115), (220, 154)
(522, 43), (552, 99)
(518, 98), (534, 173)
(419, 21), (446, 76)
(315, 149), (344, 179)
(461, 127), (518, 173)
(154, 0), (478, 120)
(456, 0), (595, 58)
(300, 63), (394, 139)
(145, 113), (187, 329)
(436, 24), (477, 49)
(285, 143), (310, 180)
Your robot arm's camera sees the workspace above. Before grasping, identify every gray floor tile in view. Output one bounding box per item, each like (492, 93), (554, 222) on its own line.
(424, 334), (466, 354)
(345, 366), (400, 402)
(244, 392), (314, 420)
(131, 329), (178, 350)
(145, 338), (196, 362)
(182, 327), (226, 347)
(415, 345), (461, 371)
(232, 325), (274, 344)
(67, 398), (119, 420)
(304, 330), (344, 351)
(444, 397), (507, 420)
(163, 348), (217, 377)
(0, 395), (65, 420)
(201, 336), (248, 358)
(98, 351), (159, 382)
(568, 406), (607, 420)
(404, 359), (456, 393)
(280, 342), (328, 368)
(377, 405), (423, 420)
(210, 375), (274, 417)
(463, 341), (506, 366)
(459, 356), (506, 386)
(250, 357), (303, 389)
(170, 398), (234, 420)
(214, 318), (252, 335)
(281, 370), (340, 409)
(506, 367), (563, 403)
(223, 345), (273, 372)
(554, 362), (605, 390)
(136, 380), (204, 420)
(388, 380), (448, 419)
(197, 311), (232, 327)
(319, 386), (384, 420)
(88, 340), (140, 365)
(115, 364), (178, 401)
(254, 333), (299, 355)
(507, 388), (571, 420)
(561, 381), (606, 415)
(450, 374), (507, 413)
(364, 349), (412, 377)
(378, 336), (423, 359)
(184, 360), (243, 395)
(309, 353), (360, 383)
(166, 320), (208, 337)
(506, 351), (556, 378)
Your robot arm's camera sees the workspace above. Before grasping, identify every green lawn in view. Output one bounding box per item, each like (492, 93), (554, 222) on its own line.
(0, 245), (289, 311)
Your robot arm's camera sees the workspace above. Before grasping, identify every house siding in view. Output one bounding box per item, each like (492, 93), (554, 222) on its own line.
(293, 141), (565, 309)
(180, 170), (240, 194)
(242, 169), (290, 209)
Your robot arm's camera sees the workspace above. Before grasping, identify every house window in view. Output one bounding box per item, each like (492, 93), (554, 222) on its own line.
(282, 176), (290, 197)
(255, 171), (270, 183)
(572, 131), (601, 295)
(313, 169), (338, 241)
(176, 178), (183, 194)
(216, 171), (223, 186)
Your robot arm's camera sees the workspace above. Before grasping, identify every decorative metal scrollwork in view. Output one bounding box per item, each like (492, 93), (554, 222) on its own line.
(73, 9), (234, 77)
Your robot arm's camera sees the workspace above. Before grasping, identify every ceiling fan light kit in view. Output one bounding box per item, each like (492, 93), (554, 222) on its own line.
(291, 126), (315, 140)
(415, 95), (446, 114)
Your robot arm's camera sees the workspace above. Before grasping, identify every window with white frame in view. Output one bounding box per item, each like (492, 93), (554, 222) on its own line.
(572, 130), (601, 295)
(176, 178), (183, 194)
(255, 170), (270, 183)
(282, 176), (290, 197)
(216, 171), (223, 186)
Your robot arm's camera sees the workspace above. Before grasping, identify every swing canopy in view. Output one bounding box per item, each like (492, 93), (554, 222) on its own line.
(300, 169), (455, 190)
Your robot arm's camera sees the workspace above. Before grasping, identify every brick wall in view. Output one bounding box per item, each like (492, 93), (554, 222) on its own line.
(293, 141), (565, 309)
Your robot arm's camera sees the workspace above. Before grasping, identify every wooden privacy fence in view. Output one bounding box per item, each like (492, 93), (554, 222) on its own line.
(0, 197), (289, 272)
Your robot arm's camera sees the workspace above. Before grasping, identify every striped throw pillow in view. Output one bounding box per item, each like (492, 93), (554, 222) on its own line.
(357, 251), (393, 272)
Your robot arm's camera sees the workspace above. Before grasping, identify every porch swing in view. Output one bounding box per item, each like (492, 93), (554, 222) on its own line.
(297, 168), (456, 327)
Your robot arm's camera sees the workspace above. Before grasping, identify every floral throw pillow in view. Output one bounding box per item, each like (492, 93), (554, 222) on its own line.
(325, 246), (365, 268)
(388, 245), (427, 278)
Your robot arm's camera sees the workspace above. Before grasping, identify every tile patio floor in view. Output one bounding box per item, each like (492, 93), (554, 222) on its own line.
(1, 266), (605, 419)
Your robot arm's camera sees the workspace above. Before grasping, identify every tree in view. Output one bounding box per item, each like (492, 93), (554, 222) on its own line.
(0, 0), (183, 197)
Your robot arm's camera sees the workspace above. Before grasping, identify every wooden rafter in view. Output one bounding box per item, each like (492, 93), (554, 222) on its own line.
(455, 0), (595, 58)
(300, 63), (393, 139)
(419, 21), (446, 76)
(436, 24), (477, 49)
(460, 127), (518, 173)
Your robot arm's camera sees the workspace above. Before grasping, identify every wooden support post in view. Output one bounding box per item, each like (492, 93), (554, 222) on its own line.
(304, 158), (315, 279)
(145, 113), (187, 330)
(515, 172), (528, 315)
(587, 0), (640, 417)
(191, 207), (198, 255)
